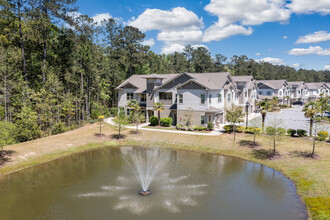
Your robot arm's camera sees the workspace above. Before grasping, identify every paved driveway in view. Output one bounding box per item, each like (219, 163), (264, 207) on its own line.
(261, 106), (330, 133)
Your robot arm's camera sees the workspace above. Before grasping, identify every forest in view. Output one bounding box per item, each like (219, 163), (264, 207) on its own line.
(0, 0), (329, 144)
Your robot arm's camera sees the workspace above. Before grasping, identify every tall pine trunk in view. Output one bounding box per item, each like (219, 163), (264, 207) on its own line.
(42, 7), (48, 84)
(18, 1), (27, 82)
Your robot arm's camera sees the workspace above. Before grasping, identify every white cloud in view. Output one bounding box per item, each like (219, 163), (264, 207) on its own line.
(92, 13), (112, 26)
(161, 44), (208, 54)
(128, 7), (203, 32)
(142, 38), (155, 47)
(296, 31), (330, 44)
(283, 36), (288, 39)
(288, 46), (330, 56)
(325, 65), (330, 70)
(257, 57), (285, 65)
(157, 30), (203, 44)
(203, 24), (252, 42)
(204, 0), (290, 27)
(128, 7), (204, 54)
(292, 63), (300, 68)
(287, 0), (330, 15)
(202, 0), (290, 43)
(255, 52), (261, 56)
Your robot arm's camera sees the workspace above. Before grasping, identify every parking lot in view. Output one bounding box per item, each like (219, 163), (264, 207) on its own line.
(261, 105), (330, 134)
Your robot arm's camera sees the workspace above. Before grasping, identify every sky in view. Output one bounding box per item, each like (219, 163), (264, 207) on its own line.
(75, 0), (330, 71)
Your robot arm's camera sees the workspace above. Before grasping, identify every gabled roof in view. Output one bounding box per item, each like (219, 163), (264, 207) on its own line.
(288, 81), (306, 90)
(116, 74), (177, 93)
(232, 75), (256, 90)
(305, 82), (326, 90)
(185, 72), (231, 90)
(256, 80), (288, 90)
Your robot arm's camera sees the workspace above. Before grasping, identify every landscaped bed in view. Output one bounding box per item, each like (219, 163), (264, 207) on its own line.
(0, 122), (329, 219)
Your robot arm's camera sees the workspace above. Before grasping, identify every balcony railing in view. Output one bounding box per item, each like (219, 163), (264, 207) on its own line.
(159, 99), (173, 106)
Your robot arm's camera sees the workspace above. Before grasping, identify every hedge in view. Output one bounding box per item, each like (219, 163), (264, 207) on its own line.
(149, 116), (158, 126)
(160, 117), (173, 127)
(317, 131), (328, 141)
(297, 129), (307, 137)
(287, 129), (297, 137)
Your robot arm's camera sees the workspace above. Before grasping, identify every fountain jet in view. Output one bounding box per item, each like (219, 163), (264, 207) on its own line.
(127, 149), (168, 195)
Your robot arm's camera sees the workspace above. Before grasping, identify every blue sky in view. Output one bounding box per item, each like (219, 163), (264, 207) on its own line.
(75, 0), (330, 71)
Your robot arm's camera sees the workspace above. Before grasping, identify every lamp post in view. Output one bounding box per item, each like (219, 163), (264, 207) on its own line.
(246, 101), (250, 128)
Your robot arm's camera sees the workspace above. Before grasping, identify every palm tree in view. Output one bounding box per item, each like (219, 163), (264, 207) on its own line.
(303, 101), (318, 136)
(154, 102), (164, 126)
(258, 99), (272, 132)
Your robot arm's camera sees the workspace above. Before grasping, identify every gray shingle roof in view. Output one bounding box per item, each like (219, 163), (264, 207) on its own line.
(116, 74), (178, 93)
(256, 80), (287, 90)
(117, 72), (232, 93)
(232, 75), (255, 90)
(305, 82), (325, 90)
(186, 72), (231, 90)
(288, 81), (305, 90)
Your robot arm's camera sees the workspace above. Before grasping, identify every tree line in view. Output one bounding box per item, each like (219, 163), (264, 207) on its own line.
(0, 0), (329, 144)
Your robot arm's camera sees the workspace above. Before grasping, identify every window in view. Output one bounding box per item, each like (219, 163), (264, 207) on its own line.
(227, 93), (231, 102)
(267, 91), (271, 96)
(127, 93), (133, 101)
(209, 94), (212, 104)
(140, 93), (146, 102)
(200, 115), (205, 125)
(127, 108), (131, 116)
(279, 91), (282, 96)
(259, 91), (262, 95)
(201, 94), (206, 104)
(245, 91), (248, 97)
(159, 92), (172, 100)
(218, 94), (222, 103)
(179, 94), (183, 104)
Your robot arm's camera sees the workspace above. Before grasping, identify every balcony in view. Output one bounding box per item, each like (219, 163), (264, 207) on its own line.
(159, 99), (173, 106)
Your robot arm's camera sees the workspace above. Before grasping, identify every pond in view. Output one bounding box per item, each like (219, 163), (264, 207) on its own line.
(0, 147), (307, 220)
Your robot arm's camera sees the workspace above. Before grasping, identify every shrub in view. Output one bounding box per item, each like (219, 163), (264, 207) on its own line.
(176, 124), (182, 130)
(183, 125), (188, 131)
(89, 119), (97, 124)
(149, 116), (158, 126)
(236, 126), (244, 133)
(245, 127), (261, 134)
(160, 117), (173, 127)
(188, 126), (194, 131)
(192, 125), (198, 131)
(198, 126), (207, 131)
(52, 122), (66, 135)
(297, 129), (307, 137)
(207, 121), (214, 131)
(224, 125), (234, 133)
(224, 125), (244, 133)
(287, 129), (297, 137)
(317, 131), (328, 141)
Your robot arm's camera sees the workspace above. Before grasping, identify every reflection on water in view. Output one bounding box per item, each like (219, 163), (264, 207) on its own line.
(0, 147), (307, 220)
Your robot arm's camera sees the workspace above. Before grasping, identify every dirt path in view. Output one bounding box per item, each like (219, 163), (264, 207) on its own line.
(0, 123), (115, 172)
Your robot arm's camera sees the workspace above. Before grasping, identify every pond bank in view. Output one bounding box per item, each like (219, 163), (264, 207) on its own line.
(0, 123), (329, 219)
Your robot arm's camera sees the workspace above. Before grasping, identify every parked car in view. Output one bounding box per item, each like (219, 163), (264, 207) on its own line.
(293, 100), (305, 106)
(325, 111), (330, 118)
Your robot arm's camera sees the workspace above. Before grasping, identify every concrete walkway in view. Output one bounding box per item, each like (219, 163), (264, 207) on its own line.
(104, 118), (224, 136)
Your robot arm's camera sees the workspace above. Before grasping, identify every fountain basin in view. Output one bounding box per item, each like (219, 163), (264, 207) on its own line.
(138, 190), (151, 196)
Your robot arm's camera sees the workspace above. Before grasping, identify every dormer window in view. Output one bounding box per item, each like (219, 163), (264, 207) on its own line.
(127, 93), (133, 101)
(227, 93), (231, 102)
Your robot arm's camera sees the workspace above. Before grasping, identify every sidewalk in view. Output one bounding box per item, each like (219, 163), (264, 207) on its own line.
(104, 118), (224, 136)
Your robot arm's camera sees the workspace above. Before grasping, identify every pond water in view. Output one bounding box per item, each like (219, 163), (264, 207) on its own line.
(0, 147), (307, 220)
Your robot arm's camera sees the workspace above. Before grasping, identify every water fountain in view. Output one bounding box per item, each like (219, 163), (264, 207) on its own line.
(127, 149), (168, 196)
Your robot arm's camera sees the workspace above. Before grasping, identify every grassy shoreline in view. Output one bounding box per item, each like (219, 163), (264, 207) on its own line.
(0, 123), (329, 219)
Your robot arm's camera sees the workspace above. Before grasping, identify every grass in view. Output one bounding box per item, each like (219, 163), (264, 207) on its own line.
(0, 122), (329, 219)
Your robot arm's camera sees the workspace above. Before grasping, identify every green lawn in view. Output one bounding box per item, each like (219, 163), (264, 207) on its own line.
(0, 122), (329, 219)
